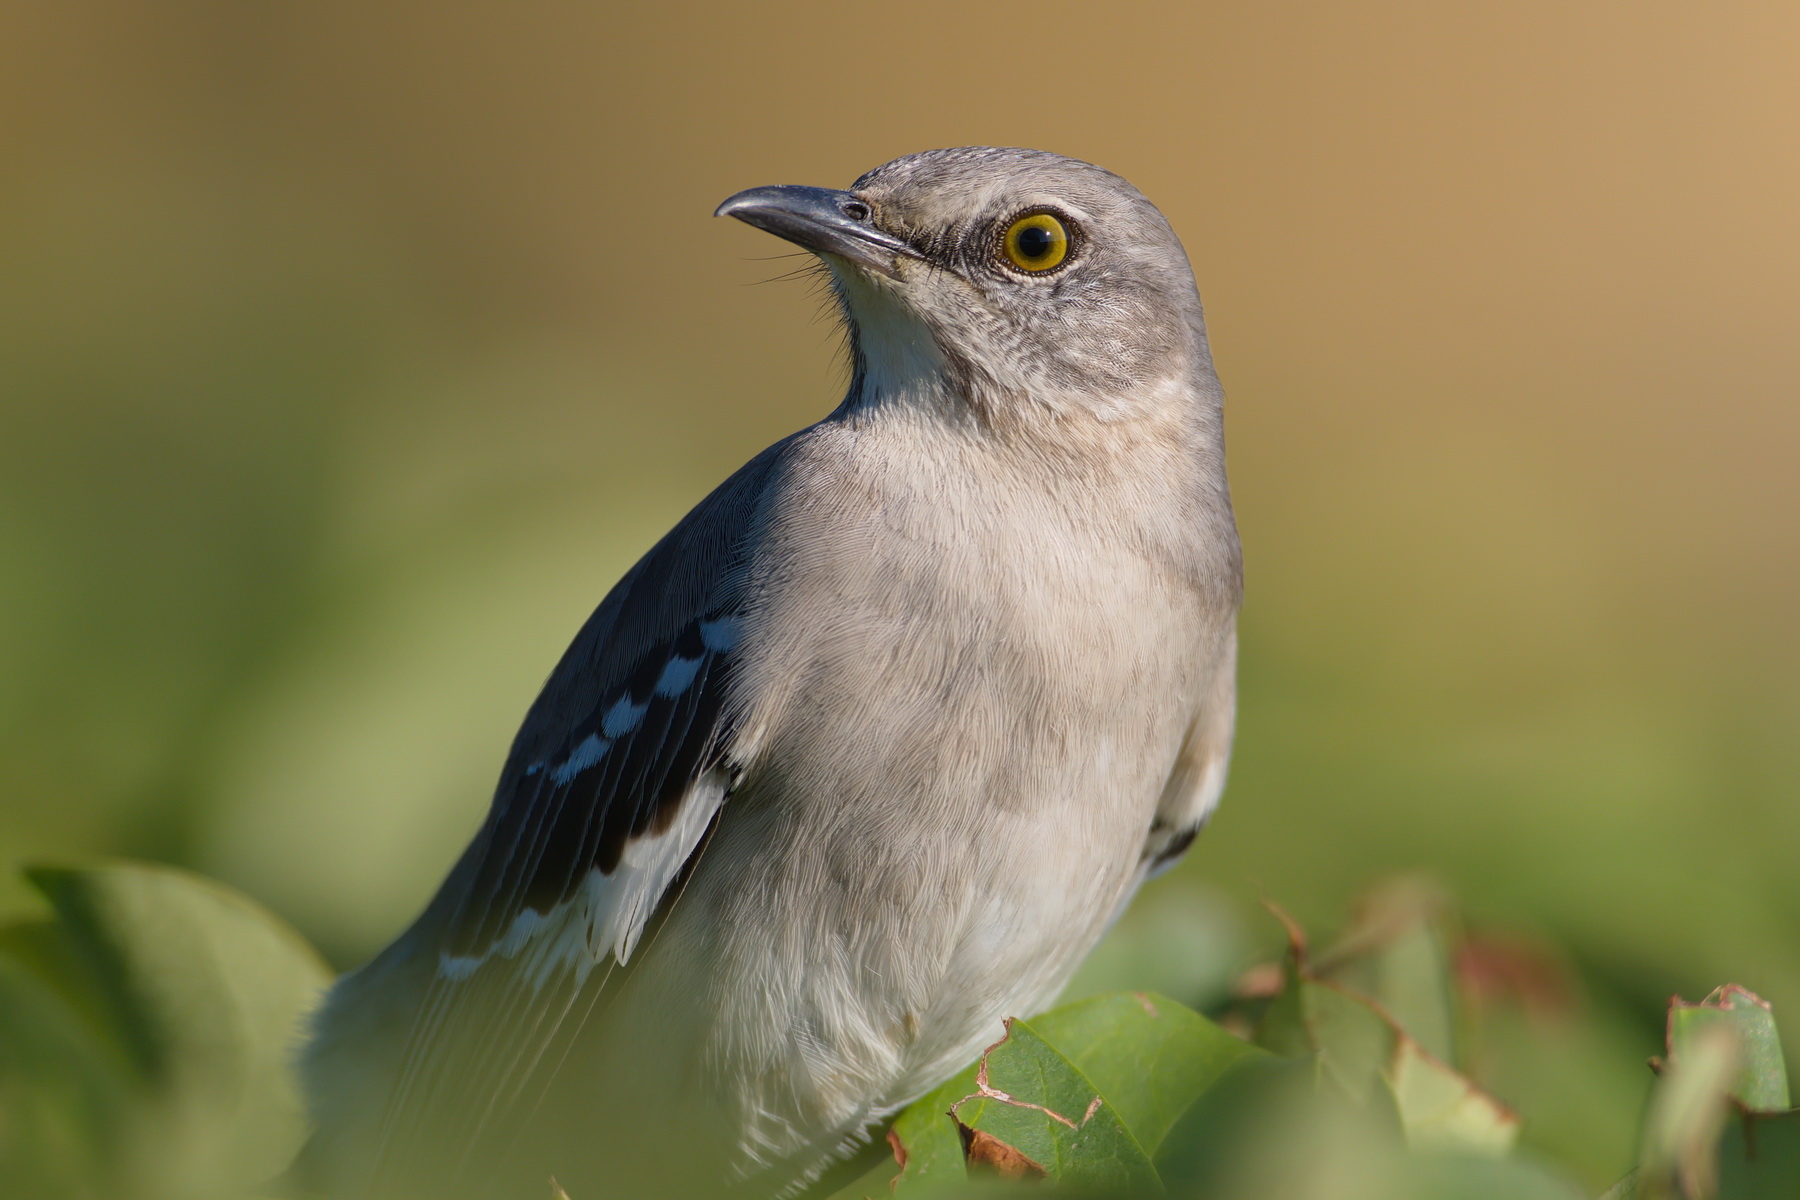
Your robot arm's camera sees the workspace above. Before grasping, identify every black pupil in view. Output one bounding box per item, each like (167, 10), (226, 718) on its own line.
(1016, 223), (1055, 260)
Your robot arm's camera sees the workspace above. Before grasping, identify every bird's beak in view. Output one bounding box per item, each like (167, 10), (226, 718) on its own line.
(715, 185), (919, 278)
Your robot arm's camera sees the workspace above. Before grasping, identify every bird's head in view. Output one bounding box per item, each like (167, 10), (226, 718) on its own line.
(717, 147), (1215, 426)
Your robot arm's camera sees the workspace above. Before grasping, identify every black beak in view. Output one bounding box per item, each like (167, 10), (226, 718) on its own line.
(715, 185), (919, 277)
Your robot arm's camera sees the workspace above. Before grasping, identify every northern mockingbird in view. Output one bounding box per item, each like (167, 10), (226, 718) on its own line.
(301, 146), (1241, 1198)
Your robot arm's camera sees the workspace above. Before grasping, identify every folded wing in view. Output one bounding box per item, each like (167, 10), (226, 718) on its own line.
(301, 447), (784, 1195)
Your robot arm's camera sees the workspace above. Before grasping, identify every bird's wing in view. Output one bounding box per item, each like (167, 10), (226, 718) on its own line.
(1141, 627), (1237, 877)
(312, 446), (784, 1191)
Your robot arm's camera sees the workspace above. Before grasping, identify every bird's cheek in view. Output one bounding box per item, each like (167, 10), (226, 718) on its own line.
(885, 256), (944, 289)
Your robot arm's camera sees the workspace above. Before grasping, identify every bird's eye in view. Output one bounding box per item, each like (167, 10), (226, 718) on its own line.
(1000, 212), (1071, 274)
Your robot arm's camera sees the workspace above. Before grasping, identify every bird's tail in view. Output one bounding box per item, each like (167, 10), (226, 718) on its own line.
(289, 934), (435, 1198)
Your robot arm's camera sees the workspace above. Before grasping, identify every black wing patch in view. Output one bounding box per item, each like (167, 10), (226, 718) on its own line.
(446, 614), (739, 960)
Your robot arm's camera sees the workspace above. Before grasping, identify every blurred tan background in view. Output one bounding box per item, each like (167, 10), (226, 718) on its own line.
(2, 1), (1797, 1184)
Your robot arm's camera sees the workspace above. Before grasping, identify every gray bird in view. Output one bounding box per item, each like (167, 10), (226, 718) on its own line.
(300, 146), (1241, 1199)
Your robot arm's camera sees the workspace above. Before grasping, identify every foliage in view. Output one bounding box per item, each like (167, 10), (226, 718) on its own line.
(2, 862), (1796, 1200)
(824, 883), (1800, 1200)
(0, 861), (330, 1199)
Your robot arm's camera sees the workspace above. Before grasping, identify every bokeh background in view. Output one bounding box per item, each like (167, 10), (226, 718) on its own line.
(3, 2), (1796, 1189)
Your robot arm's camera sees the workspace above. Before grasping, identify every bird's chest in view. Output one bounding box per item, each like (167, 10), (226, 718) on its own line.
(710, 456), (1208, 1003)
(736, 460), (1209, 810)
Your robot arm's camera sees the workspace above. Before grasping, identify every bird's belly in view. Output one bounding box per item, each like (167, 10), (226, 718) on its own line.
(637, 619), (1197, 1174)
(657, 782), (1152, 1175)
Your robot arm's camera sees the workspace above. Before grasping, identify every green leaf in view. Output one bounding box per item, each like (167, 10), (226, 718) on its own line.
(1303, 979), (1399, 1102)
(1242, 903), (1518, 1160)
(1635, 991), (1800, 1199)
(1031, 992), (1262, 1151)
(889, 1063), (984, 1195)
(1157, 1051), (1567, 1200)
(949, 1017), (1161, 1192)
(1667, 985), (1790, 1113)
(3, 860), (332, 1192)
(0, 950), (136, 1197)
(1252, 905), (1314, 1058)
(886, 993), (1264, 1194)
(1153, 1052), (1327, 1193)
(1597, 1169), (1640, 1200)
(1257, 969), (1519, 1157)
(1254, 959), (1313, 1058)
(1715, 1109), (1800, 1199)
(1314, 877), (1459, 1066)
(1388, 1035), (1520, 1156)
(1382, 1153), (1584, 1200)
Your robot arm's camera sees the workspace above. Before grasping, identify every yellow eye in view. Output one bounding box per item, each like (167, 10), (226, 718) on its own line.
(1000, 212), (1071, 273)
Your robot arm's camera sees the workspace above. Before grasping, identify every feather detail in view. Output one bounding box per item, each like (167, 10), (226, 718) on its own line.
(300, 444), (788, 1197)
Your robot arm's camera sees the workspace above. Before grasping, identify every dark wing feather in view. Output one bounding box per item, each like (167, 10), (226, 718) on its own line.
(325, 444), (786, 1193)
(444, 613), (737, 961)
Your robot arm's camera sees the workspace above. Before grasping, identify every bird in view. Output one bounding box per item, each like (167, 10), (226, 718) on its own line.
(298, 146), (1242, 1199)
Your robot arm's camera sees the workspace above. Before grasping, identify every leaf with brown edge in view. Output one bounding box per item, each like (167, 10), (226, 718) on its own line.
(1031, 991), (1262, 1152)
(1311, 876), (1460, 1066)
(1388, 1032), (1520, 1155)
(956, 1125), (1047, 1181)
(884, 992), (1258, 1194)
(1246, 905), (1520, 1156)
(887, 1063), (983, 1195)
(947, 1018), (1160, 1192)
(1667, 984), (1790, 1113)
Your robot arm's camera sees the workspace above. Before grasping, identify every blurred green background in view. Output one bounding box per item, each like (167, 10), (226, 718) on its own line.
(2, 2), (1796, 1190)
